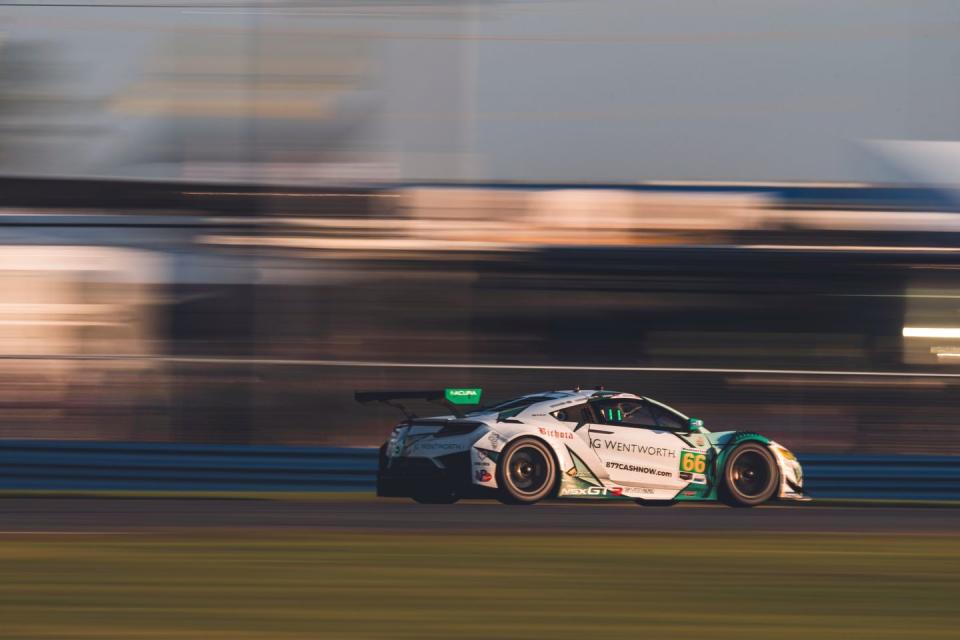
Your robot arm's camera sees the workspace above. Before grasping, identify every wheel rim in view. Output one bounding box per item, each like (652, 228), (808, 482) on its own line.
(508, 446), (549, 494)
(731, 450), (770, 497)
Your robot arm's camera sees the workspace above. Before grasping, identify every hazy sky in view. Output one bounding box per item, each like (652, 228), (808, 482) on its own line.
(3, 0), (959, 183)
(466, 0), (960, 182)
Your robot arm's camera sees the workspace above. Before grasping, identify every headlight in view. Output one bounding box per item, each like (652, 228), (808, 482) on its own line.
(774, 445), (797, 461)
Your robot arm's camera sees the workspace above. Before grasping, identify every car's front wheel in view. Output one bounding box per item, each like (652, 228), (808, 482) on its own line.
(719, 442), (779, 507)
(496, 437), (557, 504)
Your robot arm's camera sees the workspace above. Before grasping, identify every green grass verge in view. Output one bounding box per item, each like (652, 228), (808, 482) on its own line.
(1, 531), (958, 639)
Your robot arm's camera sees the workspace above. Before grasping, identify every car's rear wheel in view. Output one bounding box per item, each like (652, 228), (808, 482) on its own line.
(719, 442), (779, 507)
(496, 438), (557, 504)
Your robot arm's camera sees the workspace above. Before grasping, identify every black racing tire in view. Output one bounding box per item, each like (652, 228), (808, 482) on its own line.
(719, 442), (779, 507)
(411, 487), (460, 504)
(496, 437), (558, 505)
(634, 499), (677, 507)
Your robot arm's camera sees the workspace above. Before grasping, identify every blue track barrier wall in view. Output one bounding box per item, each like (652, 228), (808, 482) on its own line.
(0, 441), (957, 499)
(0, 441), (378, 492)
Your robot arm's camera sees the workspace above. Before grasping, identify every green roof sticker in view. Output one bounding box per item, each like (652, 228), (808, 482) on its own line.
(444, 388), (482, 405)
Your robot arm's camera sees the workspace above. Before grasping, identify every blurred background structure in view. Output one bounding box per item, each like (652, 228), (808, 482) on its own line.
(5, 6), (960, 640)
(1, 0), (960, 453)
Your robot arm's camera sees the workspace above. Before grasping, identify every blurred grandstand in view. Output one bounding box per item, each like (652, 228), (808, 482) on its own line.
(1, 177), (960, 454)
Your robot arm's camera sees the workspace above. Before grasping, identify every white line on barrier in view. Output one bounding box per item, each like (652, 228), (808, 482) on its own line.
(0, 354), (958, 378)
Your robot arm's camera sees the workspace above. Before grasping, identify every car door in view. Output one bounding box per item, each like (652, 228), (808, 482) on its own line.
(586, 398), (687, 490)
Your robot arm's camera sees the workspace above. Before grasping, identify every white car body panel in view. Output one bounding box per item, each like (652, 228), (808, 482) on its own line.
(378, 389), (807, 503)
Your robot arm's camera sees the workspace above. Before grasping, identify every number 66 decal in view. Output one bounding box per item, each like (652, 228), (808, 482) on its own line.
(680, 450), (707, 474)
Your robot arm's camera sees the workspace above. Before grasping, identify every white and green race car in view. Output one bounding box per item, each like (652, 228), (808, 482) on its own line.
(356, 388), (807, 507)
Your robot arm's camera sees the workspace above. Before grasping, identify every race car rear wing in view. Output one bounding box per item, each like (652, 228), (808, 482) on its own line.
(354, 388), (483, 420)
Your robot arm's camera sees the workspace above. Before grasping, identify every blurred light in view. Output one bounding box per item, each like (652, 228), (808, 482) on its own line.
(903, 327), (960, 338)
(932, 345), (960, 361)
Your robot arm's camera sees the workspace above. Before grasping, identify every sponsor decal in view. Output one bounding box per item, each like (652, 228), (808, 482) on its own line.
(392, 433), (428, 456)
(679, 450), (707, 474)
(682, 490), (698, 496)
(590, 439), (677, 459)
(476, 448), (501, 462)
(444, 388), (482, 405)
(418, 443), (462, 451)
(561, 486), (624, 497)
(487, 433), (501, 447)
(679, 471), (693, 481)
(605, 461), (672, 478)
(538, 427), (574, 440)
(624, 487), (656, 496)
(566, 449), (601, 484)
(691, 435), (707, 448)
(475, 469), (492, 482)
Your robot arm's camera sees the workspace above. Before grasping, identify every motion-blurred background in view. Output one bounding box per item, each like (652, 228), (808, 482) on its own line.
(2, 0), (960, 454)
(4, 4), (960, 640)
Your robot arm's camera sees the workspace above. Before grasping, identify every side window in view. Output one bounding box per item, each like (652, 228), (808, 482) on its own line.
(593, 400), (657, 428)
(551, 403), (593, 424)
(649, 404), (686, 431)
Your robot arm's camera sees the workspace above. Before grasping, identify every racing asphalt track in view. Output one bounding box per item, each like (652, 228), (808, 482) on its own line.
(1, 497), (958, 533)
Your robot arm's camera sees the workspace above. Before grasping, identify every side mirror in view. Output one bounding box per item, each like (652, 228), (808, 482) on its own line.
(687, 417), (704, 432)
